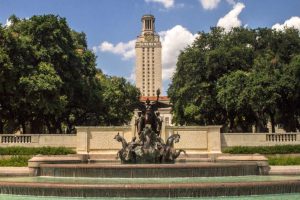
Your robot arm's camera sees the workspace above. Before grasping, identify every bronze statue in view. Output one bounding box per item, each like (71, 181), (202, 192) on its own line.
(135, 111), (145, 136)
(114, 89), (185, 163)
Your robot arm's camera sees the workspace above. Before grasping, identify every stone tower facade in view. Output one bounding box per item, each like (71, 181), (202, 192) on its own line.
(135, 15), (162, 97)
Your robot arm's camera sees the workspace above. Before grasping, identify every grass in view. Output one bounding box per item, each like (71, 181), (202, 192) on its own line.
(222, 145), (300, 154)
(268, 156), (300, 165)
(0, 146), (76, 155)
(0, 156), (31, 167)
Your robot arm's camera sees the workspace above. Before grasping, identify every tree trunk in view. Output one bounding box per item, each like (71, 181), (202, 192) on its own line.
(270, 113), (275, 133)
(0, 120), (3, 134)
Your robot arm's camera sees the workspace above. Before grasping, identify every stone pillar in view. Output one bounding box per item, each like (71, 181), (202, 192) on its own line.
(207, 126), (222, 153)
(76, 127), (89, 154)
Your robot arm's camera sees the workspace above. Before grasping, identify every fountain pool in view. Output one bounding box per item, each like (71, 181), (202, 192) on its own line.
(0, 175), (299, 198)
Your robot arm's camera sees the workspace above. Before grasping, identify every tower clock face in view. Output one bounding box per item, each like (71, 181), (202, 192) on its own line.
(145, 34), (154, 42)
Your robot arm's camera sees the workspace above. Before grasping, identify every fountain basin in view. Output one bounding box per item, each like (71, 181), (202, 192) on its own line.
(37, 162), (268, 178)
(0, 176), (299, 197)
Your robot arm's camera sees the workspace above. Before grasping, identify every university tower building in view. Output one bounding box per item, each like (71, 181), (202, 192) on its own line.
(135, 14), (162, 97)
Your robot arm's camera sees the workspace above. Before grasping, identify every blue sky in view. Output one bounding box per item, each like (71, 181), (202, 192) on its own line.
(1, 0), (300, 95)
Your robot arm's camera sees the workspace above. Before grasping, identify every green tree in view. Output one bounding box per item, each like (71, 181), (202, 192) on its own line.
(168, 27), (300, 132)
(0, 15), (140, 133)
(98, 73), (140, 126)
(276, 55), (300, 131)
(217, 70), (254, 132)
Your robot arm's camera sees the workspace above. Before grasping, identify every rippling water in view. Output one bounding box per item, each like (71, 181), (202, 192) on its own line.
(0, 175), (300, 184)
(0, 193), (300, 200)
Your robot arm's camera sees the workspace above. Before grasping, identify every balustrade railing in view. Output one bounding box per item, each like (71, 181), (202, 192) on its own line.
(1, 135), (31, 143)
(266, 133), (297, 142)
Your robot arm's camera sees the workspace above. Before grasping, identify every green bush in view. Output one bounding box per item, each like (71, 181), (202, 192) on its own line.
(222, 145), (300, 154)
(0, 156), (31, 167)
(0, 146), (76, 155)
(268, 156), (300, 165)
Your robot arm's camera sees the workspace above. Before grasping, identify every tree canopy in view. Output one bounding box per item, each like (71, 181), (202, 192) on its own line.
(0, 15), (140, 134)
(168, 27), (300, 132)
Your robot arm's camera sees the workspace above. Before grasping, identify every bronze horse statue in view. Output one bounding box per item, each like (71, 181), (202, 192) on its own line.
(163, 133), (186, 162)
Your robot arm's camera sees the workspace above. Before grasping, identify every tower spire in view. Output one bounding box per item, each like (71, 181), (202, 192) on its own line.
(141, 14), (155, 35)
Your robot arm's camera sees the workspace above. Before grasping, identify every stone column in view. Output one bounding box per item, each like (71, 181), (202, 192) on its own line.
(75, 127), (90, 154)
(207, 126), (222, 153)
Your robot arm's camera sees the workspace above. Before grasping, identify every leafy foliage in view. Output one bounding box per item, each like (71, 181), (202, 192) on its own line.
(223, 145), (300, 154)
(0, 146), (76, 155)
(168, 27), (300, 132)
(0, 15), (139, 133)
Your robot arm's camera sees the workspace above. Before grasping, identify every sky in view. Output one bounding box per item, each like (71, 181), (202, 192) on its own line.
(1, 0), (300, 95)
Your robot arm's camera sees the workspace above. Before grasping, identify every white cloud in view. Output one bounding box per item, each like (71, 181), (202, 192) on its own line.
(95, 25), (197, 85)
(5, 19), (12, 27)
(199, 0), (221, 10)
(272, 16), (300, 31)
(127, 68), (136, 84)
(159, 25), (198, 80)
(98, 40), (136, 60)
(217, 2), (245, 31)
(145, 0), (174, 9)
(226, 0), (236, 5)
(199, 0), (237, 10)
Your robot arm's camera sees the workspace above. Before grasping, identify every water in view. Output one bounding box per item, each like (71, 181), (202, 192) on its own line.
(0, 175), (299, 184)
(39, 162), (261, 178)
(0, 175), (299, 198)
(0, 193), (300, 200)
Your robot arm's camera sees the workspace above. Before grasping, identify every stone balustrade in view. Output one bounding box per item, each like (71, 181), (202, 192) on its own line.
(266, 133), (297, 142)
(1, 135), (31, 143)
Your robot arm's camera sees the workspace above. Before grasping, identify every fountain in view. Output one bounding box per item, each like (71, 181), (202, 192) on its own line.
(114, 96), (185, 164)
(0, 95), (299, 198)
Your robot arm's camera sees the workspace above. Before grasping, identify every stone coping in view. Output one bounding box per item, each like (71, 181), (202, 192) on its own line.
(0, 167), (29, 177)
(270, 165), (300, 175)
(216, 154), (268, 161)
(0, 180), (299, 189)
(165, 125), (222, 130)
(76, 126), (131, 131)
(39, 162), (258, 169)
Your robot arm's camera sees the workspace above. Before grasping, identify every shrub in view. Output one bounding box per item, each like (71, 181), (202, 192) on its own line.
(0, 146), (76, 155)
(222, 145), (300, 154)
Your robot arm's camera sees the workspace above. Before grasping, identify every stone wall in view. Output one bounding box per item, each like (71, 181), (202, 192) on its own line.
(1, 126), (299, 154)
(165, 126), (222, 154)
(0, 134), (77, 149)
(76, 126), (132, 154)
(221, 133), (300, 148)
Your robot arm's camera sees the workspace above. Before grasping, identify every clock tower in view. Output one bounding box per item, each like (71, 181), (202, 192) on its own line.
(135, 15), (162, 97)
